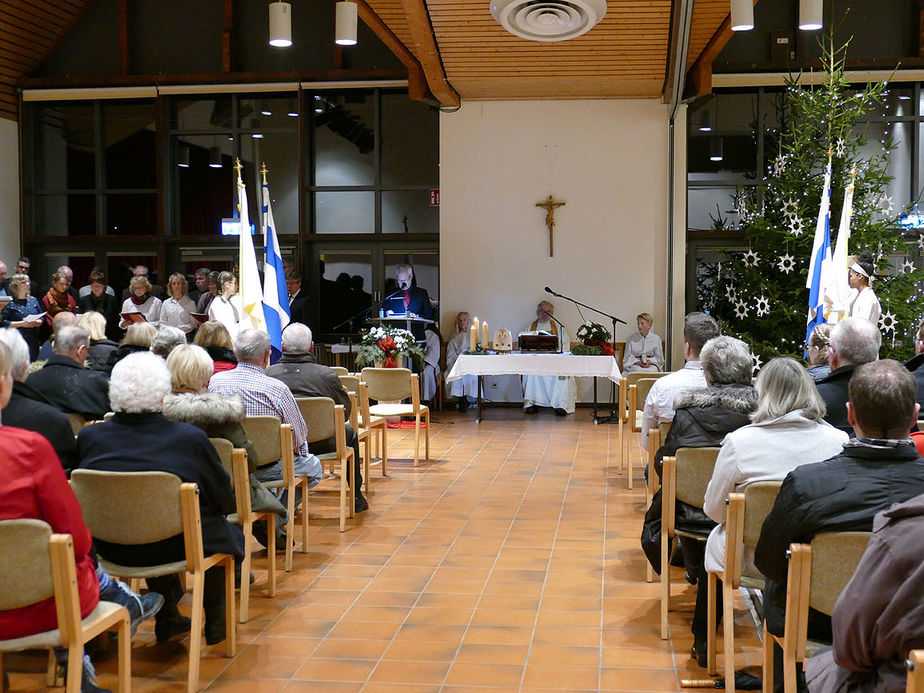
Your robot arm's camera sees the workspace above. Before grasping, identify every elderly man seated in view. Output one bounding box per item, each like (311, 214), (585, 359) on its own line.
(755, 359), (924, 691)
(266, 322), (367, 512)
(77, 352), (243, 645)
(209, 329), (323, 494)
(815, 316), (881, 435)
(26, 325), (111, 420)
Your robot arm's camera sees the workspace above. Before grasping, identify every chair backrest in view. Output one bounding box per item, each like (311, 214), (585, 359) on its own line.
(633, 378), (661, 411)
(0, 519), (54, 610)
(658, 421), (671, 441)
(242, 415), (283, 465)
(361, 367), (413, 402)
(296, 397), (336, 443)
(808, 531), (873, 615)
(71, 469), (185, 545)
(209, 437), (235, 476)
(331, 366), (349, 376)
(908, 650), (924, 693)
(358, 381), (373, 421)
(674, 447), (720, 507)
(66, 412), (86, 436)
(209, 438), (251, 520)
(339, 374), (360, 395)
(740, 481), (782, 578)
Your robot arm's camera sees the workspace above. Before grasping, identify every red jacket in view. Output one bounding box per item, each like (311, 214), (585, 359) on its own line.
(0, 426), (98, 638)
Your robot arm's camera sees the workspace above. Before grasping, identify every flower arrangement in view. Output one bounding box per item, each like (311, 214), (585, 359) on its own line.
(575, 321), (614, 356)
(356, 326), (424, 368)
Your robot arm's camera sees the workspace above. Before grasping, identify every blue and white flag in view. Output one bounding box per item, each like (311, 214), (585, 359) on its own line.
(806, 158), (833, 347)
(261, 170), (290, 362)
(236, 160), (266, 332)
(823, 170), (855, 323)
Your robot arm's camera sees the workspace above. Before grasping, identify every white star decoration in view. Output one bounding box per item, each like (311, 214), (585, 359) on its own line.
(750, 351), (763, 375)
(918, 234), (924, 252)
(773, 155), (787, 176)
(743, 250), (760, 267)
(835, 138), (847, 157)
(778, 254), (796, 274)
(879, 310), (897, 334)
(781, 197), (797, 215)
(788, 216), (805, 237)
(879, 194), (894, 216)
(726, 284), (737, 302)
(756, 295), (770, 317)
(902, 259), (916, 274)
(734, 300), (749, 320)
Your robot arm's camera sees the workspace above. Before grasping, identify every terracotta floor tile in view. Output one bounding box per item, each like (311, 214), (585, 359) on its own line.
(522, 664), (601, 689)
(470, 607), (538, 627)
(454, 642), (530, 665)
(282, 682), (363, 692)
(325, 620), (402, 641)
(463, 625), (534, 645)
(292, 657), (377, 682)
(529, 644), (600, 668)
(599, 666), (680, 691)
(393, 622), (466, 643)
(404, 606), (475, 625)
(311, 638), (391, 660)
(445, 661), (525, 687)
(367, 659), (451, 684)
(382, 639), (460, 661)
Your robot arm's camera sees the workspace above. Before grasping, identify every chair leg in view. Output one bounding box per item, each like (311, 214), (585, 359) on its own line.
(65, 643), (82, 693)
(285, 485), (295, 572)
(116, 610), (131, 693)
(239, 522), (253, 624)
(723, 581), (735, 693)
(424, 410), (430, 461)
(707, 572), (717, 676)
(45, 649), (60, 687)
(660, 533), (670, 640)
(187, 570), (205, 693)
(266, 514), (277, 597)
(340, 458), (348, 533)
(363, 436), (371, 496)
(628, 435), (634, 490)
(224, 556), (236, 657)
(762, 623), (774, 693)
(783, 641), (797, 693)
(299, 480), (309, 553)
(413, 414), (421, 467)
(381, 426), (388, 476)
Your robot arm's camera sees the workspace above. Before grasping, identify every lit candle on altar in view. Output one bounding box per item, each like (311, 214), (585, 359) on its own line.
(470, 323), (477, 352)
(482, 321), (489, 347)
(473, 317), (479, 347)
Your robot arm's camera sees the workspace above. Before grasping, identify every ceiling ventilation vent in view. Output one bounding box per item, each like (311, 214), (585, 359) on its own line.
(490, 0), (606, 42)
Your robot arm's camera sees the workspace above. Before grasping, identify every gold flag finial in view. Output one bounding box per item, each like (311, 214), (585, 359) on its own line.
(260, 161), (268, 183)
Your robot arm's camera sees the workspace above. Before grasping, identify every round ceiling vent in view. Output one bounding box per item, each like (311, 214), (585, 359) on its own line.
(490, 0), (606, 42)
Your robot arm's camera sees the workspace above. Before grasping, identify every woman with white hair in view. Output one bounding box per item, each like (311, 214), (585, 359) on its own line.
(77, 351), (243, 646)
(688, 357), (849, 667)
(118, 275), (162, 329)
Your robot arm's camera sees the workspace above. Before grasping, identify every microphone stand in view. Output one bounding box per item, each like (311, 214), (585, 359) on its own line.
(332, 288), (404, 368)
(545, 287), (626, 424)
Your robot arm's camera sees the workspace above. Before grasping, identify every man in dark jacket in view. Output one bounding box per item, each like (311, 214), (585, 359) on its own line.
(906, 321), (924, 413)
(815, 317), (880, 435)
(286, 270), (312, 327)
(755, 359), (924, 691)
(26, 325), (111, 420)
(0, 328), (77, 470)
(266, 322), (367, 512)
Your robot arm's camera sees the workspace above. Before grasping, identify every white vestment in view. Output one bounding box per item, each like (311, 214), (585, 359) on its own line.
(446, 332), (478, 399)
(848, 286), (881, 327)
(521, 319), (576, 413)
(623, 331), (664, 372)
(208, 294), (245, 340)
(421, 330), (441, 401)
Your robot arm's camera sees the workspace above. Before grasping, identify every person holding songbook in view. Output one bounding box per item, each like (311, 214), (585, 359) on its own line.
(119, 275), (162, 329)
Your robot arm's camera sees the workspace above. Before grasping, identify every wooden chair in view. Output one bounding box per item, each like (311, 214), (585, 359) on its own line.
(623, 375), (667, 489)
(342, 374), (383, 465)
(70, 471), (236, 693)
(66, 413), (86, 436)
(908, 650), (924, 693)
(208, 439), (276, 623)
(242, 417), (307, 571)
(659, 447), (721, 639)
(331, 366), (349, 376)
(0, 520), (131, 693)
(762, 531), (873, 693)
(295, 398), (355, 532)
(361, 367), (430, 467)
(644, 421), (671, 583)
(359, 381), (388, 477)
(705, 481), (782, 689)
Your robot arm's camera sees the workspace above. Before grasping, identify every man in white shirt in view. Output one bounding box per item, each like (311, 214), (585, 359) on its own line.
(640, 312), (720, 449)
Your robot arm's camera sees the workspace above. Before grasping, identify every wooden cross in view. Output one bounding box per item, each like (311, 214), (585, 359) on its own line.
(536, 195), (565, 257)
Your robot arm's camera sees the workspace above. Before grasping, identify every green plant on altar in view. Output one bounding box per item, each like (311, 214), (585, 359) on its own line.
(355, 325), (424, 368)
(571, 344), (604, 355)
(697, 33), (924, 362)
(575, 321), (612, 342)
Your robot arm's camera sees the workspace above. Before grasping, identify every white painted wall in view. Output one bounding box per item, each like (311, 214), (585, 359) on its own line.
(0, 118), (20, 266)
(440, 99), (671, 403)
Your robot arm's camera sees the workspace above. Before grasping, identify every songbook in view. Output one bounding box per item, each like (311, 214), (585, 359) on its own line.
(23, 311), (47, 323)
(120, 312), (147, 324)
(191, 312), (209, 325)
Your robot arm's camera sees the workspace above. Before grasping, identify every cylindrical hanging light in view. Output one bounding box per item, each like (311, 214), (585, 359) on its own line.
(730, 0), (753, 31)
(269, 1), (293, 47)
(209, 146), (223, 168)
(799, 0), (822, 30)
(335, 1), (358, 46)
(177, 143), (190, 168)
(698, 109), (713, 132)
(710, 137), (724, 162)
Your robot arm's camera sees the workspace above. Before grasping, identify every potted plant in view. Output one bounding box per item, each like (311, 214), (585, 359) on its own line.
(356, 326), (424, 368)
(574, 321), (614, 356)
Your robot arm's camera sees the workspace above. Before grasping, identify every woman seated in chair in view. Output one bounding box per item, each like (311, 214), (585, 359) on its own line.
(104, 320), (157, 373)
(692, 357), (848, 668)
(194, 320), (238, 373)
(162, 343), (287, 547)
(623, 312), (664, 373)
(77, 351), (244, 646)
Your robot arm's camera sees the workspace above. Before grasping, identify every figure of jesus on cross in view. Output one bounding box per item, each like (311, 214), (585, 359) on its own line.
(536, 195), (565, 257)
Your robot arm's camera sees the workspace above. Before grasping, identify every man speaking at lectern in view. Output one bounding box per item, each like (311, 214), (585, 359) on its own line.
(388, 264), (434, 320)
(522, 300), (576, 416)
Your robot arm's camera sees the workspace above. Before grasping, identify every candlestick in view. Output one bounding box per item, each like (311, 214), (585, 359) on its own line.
(473, 317), (479, 338)
(482, 321), (489, 348)
(469, 324), (477, 352)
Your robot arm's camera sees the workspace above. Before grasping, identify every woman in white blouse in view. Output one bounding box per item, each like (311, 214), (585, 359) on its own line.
(846, 252), (881, 326)
(623, 312), (664, 372)
(159, 273), (198, 335)
(119, 275), (162, 329)
(207, 271), (245, 340)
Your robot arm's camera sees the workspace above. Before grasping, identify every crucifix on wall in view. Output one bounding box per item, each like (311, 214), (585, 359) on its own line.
(536, 195), (565, 257)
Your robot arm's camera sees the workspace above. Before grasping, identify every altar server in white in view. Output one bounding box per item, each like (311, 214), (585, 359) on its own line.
(446, 311), (478, 412)
(623, 312), (664, 373)
(846, 252), (881, 327)
(522, 300), (576, 416)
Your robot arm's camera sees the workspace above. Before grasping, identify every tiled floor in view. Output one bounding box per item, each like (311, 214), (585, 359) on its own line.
(8, 408), (764, 691)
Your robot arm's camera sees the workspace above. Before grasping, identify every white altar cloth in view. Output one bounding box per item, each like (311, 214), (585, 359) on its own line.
(446, 353), (621, 384)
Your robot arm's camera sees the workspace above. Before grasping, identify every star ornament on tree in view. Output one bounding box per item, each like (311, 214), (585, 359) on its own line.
(902, 259), (916, 274)
(734, 299), (749, 320)
(917, 234), (924, 252)
(834, 138), (847, 157)
(756, 295), (771, 316)
(781, 197), (797, 215)
(750, 351), (763, 375)
(778, 254), (796, 274)
(743, 250), (761, 267)
(788, 216), (805, 237)
(725, 284), (737, 302)
(772, 154), (787, 176)
(878, 194), (895, 217)
(879, 310), (897, 335)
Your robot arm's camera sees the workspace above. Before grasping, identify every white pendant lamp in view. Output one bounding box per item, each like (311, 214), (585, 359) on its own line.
(710, 138), (724, 162)
(269, 2), (293, 47)
(335, 1), (358, 46)
(730, 0), (753, 31)
(799, 0), (822, 30)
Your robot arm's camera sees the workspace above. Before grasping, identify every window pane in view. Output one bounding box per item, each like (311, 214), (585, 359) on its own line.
(238, 132), (299, 236)
(381, 93), (438, 186)
(854, 120), (911, 211)
(106, 194), (157, 235)
(238, 95), (300, 131)
(688, 187), (740, 231)
(33, 194), (96, 236)
(103, 101), (156, 189)
(384, 252), (439, 303)
(318, 251), (373, 335)
(174, 134), (234, 236)
(382, 190), (439, 234)
(314, 93), (375, 186)
(315, 191), (374, 233)
(32, 103), (96, 190)
(171, 97), (233, 131)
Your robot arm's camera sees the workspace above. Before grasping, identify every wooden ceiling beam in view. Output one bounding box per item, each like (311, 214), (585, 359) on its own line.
(685, 0), (759, 99)
(398, 0), (460, 107)
(355, 0), (429, 101)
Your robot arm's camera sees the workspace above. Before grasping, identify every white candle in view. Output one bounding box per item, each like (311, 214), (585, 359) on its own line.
(482, 321), (489, 347)
(470, 324), (477, 352)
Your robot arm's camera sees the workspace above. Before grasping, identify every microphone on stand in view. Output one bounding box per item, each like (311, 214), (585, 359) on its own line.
(544, 286), (560, 297)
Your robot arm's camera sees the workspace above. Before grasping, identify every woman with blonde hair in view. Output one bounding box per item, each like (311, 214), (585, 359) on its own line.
(806, 322), (833, 382)
(119, 275), (162, 329)
(446, 311), (477, 411)
(159, 272), (197, 335)
(105, 321), (157, 373)
(78, 311), (117, 372)
(193, 320), (237, 372)
(207, 272), (244, 340)
(624, 312), (664, 372)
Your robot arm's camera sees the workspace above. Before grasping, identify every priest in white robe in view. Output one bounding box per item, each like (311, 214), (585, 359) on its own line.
(446, 311), (478, 411)
(522, 300), (576, 416)
(623, 312), (664, 372)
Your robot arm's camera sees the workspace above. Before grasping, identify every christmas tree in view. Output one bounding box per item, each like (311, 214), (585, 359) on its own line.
(698, 37), (924, 364)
